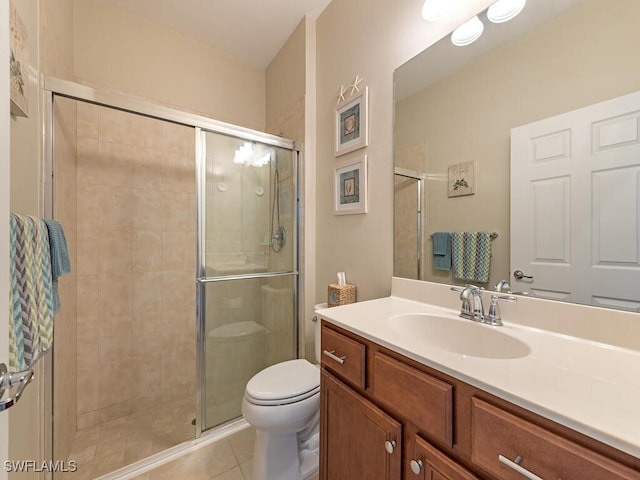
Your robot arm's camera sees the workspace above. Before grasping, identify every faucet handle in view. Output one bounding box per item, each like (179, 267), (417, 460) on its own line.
(485, 294), (517, 326)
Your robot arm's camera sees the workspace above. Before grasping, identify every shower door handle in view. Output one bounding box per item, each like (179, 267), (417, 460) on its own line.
(323, 350), (346, 365)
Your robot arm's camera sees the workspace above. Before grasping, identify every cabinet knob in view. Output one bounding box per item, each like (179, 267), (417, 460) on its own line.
(410, 459), (423, 474)
(384, 440), (397, 454)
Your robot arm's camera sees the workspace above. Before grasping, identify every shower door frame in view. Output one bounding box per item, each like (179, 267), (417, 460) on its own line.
(43, 77), (300, 443)
(394, 167), (425, 280)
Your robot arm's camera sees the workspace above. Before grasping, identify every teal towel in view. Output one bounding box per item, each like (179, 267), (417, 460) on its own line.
(44, 219), (71, 314)
(432, 232), (451, 271)
(451, 232), (492, 283)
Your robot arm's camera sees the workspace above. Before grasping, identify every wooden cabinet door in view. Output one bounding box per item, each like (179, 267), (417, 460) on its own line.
(321, 371), (402, 480)
(408, 435), (480, 480)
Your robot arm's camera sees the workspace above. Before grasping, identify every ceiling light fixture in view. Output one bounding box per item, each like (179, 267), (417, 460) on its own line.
(451, 16), (485, 47)
(487, 0), (527, 23)
(421, 0), (449, 21)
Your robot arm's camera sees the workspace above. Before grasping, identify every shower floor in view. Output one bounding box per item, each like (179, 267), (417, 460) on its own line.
(63, 396), (195, 479)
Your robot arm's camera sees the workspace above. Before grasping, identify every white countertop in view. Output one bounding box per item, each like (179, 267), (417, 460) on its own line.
(316, 281), (640, 459)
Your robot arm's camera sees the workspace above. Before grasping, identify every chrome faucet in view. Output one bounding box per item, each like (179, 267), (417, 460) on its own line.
(451, 286), (517, 326)
(457, 285), (484, 322)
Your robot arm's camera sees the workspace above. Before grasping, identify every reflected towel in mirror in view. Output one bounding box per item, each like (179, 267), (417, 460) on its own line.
(451, 232), (492, 283)
(432, 232), (451, 271)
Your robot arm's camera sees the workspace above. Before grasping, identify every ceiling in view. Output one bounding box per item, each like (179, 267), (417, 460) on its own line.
(99, 0), (332, 69)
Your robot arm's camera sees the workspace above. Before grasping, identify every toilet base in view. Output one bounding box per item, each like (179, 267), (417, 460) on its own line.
(252, 430), (301, 480)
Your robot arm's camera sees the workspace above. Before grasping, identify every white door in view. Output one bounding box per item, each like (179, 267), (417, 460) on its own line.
(1, 0), (10, 477)
(511, 90), (640, 310)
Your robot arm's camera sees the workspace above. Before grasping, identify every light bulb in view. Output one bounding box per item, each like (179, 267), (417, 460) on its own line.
(421, 0), (449, 21)
(487, 0), (527, 23)
(451, 16), (485, 47)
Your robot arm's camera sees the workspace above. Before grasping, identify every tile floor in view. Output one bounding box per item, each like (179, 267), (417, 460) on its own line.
(130, 427), (320, 480)
(62, 410), (320, 480)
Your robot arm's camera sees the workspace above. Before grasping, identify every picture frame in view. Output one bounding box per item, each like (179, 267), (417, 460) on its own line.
(9, 0), (29, 118)
(448, 160), (475, 197)
(334, 155), (368, 215)
(335, 87), (368, 157)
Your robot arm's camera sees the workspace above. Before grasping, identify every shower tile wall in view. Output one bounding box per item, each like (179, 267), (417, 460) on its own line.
(74, 102), (196, 430)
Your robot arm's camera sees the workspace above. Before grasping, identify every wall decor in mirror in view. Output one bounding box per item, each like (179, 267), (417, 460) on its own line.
(394, 0), (640, 312)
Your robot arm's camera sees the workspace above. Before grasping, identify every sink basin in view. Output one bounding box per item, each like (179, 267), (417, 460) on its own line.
(388, 313), (530, 359)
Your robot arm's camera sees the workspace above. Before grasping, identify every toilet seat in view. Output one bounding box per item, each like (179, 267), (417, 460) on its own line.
(245, 359), (320, 406)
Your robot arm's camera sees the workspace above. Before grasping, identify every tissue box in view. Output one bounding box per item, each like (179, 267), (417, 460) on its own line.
(327, 284), (357, 307)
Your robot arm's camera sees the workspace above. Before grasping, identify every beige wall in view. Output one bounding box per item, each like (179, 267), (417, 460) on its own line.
(40, 0), (74, 79)
(8, 0), (47, 478)
(266, 19), (306, 134)
(73, 0), (266, 130)
(395, 0), (640, 287)
(314, 0), (494, 303)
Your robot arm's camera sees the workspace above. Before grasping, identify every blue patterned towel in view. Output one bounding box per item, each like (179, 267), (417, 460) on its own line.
(451, 232), (492, 283)
(44, 219), (71, 313)
(432, 232), (451, 271)
(9, 214), (55, 369)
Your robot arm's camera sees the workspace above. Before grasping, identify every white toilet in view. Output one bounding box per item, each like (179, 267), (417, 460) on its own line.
(241, 309), (322, 480)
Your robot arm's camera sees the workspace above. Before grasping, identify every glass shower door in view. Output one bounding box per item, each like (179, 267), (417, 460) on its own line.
(197, 129), (298, 432)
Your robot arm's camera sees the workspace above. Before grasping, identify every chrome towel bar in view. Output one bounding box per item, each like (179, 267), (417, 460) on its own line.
(0, 363), (35, 413)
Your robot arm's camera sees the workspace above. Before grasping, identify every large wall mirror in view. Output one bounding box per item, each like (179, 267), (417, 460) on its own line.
(394, 0), (640, 311)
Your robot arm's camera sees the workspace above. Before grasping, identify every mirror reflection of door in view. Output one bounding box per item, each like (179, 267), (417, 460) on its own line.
(511, 90), (640, 311)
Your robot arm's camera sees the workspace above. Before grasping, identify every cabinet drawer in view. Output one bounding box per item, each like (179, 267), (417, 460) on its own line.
(410, 435), (480, 480)
(471, 397), (639, 480)
(373, 352), (453, 447)
(321, 324), (366, 389)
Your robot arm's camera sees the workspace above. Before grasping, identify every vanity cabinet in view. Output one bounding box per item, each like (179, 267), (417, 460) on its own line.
(319, 321), (640, 480)
(321, 371), (402, 480)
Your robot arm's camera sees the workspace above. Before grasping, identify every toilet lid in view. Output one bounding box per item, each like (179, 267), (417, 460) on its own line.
(245, 359), (320, 405)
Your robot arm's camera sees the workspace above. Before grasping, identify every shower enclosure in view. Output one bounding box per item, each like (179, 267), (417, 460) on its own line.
(197, 130), (298, 432)
(45, 79), (299, 477)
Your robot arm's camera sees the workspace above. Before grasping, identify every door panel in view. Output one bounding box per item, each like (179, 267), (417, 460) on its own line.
(511, 90), (640, 309)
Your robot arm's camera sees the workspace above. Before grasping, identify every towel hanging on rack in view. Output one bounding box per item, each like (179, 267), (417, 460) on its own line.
(451, 231), (492, 283)
(432, 232), (451, 271)
(8, 214), (55, 370)
(44, 219), (71, 314)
